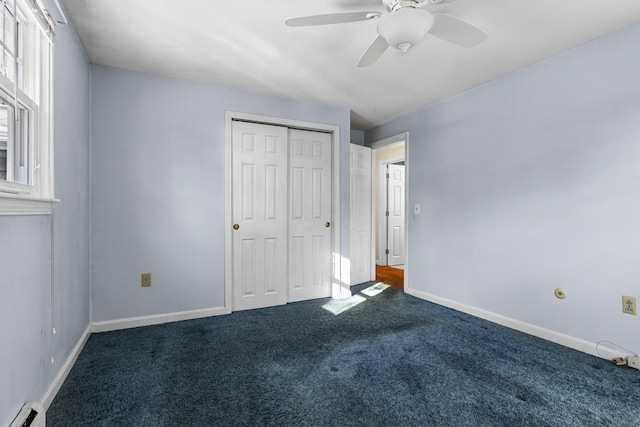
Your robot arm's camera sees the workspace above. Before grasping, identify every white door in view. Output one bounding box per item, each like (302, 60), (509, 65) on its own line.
(232, 121), (288, 310)
(387, 164), (405, 266)
(350, 144), (373, 285)
(289, 129), (333, 302)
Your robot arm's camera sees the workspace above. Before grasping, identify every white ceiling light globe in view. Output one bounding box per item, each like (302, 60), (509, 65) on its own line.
(377, 8), (435, 52)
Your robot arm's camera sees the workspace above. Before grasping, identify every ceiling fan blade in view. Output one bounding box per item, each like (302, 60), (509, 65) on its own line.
(357, 36), (389, 67)
(429, 13), (487, 47)
(285, 11), (381, 27)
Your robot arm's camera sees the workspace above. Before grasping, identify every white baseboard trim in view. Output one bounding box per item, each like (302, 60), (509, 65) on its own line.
(405, 288), (627, 361)
(91, 307), (226, 333)
(41, 324), (92, 410)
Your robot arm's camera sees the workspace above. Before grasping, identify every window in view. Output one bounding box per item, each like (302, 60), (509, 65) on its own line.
(0, 0), (54, 215)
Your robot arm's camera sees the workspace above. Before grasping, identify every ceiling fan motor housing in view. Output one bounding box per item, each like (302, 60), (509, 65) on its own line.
(383, 0), (425, 12)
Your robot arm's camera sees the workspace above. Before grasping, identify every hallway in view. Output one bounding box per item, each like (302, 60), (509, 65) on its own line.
(375, 265), (404, 291)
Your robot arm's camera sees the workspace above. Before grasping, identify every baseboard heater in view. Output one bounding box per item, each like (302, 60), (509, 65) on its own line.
(10, 402), (45, 427)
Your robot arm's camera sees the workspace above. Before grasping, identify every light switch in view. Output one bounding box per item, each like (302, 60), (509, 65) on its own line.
(414, 203), (421, 215)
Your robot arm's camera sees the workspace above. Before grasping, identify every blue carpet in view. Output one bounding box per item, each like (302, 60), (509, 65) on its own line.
(48, 284), (640, 426)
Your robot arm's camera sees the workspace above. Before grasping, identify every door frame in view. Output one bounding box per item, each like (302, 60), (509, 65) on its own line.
(224, 111), (342, 314)
(370, 132), (409, 288)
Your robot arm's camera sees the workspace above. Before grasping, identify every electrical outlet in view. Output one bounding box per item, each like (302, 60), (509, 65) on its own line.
(622, 296), (636, 315)
(628, 355), (640, 370)
(141, 273), (151, 287)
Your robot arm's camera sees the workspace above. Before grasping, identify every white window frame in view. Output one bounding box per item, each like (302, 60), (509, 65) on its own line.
(0, 0), (55, 215)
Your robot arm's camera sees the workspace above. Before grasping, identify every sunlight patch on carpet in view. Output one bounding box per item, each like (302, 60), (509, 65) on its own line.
(361, 283), (390, 297)
(322, 283), (390, 315)
(322, 294), (366, 315)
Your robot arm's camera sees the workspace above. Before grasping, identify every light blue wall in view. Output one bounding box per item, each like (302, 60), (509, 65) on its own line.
(0, 15), (91, 427)
(0, 217), (52, 425)
(90, 67), (351, 322)
(50, 16), (92, 385)
(366, 22), (640, 353)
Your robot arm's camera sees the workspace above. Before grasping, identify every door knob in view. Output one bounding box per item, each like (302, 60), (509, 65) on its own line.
(325, 222), (331, 228)
(233, 224), (240, 230)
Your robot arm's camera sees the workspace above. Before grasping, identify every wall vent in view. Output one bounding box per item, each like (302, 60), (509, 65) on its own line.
(10, 402), (45, 427)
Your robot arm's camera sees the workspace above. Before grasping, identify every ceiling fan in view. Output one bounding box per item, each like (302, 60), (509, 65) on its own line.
(285, 0), (487, 67)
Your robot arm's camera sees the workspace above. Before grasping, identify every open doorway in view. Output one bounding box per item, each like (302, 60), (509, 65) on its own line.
(371, 134), (407, 291)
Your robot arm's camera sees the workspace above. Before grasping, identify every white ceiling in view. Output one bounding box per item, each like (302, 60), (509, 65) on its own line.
(59, 0), (640, 130)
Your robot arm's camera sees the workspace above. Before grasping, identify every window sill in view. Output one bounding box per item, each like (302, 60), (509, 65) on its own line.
(0, 193), (59, 215)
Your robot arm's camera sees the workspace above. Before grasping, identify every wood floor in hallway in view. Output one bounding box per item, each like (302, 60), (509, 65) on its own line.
(376, 265), (404, 291)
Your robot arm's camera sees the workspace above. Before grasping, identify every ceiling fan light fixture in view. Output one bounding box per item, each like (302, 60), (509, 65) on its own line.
(377, 8), (435, 52)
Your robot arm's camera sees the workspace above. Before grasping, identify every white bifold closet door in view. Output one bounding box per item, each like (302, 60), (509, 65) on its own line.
(231, 122), (332, 311)
(350, 144), (373, 285)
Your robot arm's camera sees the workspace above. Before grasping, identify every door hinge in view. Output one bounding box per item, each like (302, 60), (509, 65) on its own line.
(386, 173), (389, 178)
(386, 211), (389, 217)
(385, 249), (389, 255)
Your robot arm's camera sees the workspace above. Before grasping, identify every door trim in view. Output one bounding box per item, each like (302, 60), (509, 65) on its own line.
(224, 111), (342, 314)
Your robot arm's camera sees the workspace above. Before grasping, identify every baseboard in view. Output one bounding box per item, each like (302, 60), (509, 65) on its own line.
(91, 307), (226, 333)
(41, 324), (92, 410)
(405, 288), (628, 361)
